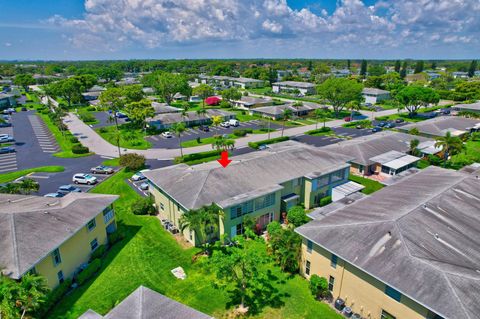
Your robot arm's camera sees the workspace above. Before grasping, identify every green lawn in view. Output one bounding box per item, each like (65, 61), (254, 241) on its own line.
(36, 110), (93, 158)
(180, 134), (237, 148)
(349, 175), (384, 195)
(96, 125), (152, 150)
(49, 170), (343, 319)
(447, 139), (480, 169)
(0, 166), (64, 184)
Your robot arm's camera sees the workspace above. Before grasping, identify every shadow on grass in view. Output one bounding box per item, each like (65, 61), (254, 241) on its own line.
(44, 221), (141, 319)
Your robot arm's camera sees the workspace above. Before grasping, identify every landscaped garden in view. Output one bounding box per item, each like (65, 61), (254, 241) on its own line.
(46, 169), (343, 319)
(349, 174), (384, 194)
(96, 124), (152, 150)
(0, 166), (64, 183)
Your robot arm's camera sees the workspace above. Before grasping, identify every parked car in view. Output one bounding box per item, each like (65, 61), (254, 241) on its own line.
(258, 144), (269, 150)
(355, 125), (363, 129)
(161, 131), (173, 138)
(57, 184), (82, 194)
(377, 122), (387, 127)
(220, 121), (230, 128)
(21, 107), (27, 112)
(385, 122), (396, 128)
(115, 111), (128, 118)
(0, 134), (14, 143)
(343, 117), (352, 122)
(198, 125), (210, 132)
(0, 147), (15, 154)
(395, 118), (405, 123)
(228, 119), (239, 127)
(0, 122), (12, 128)
(132, 171), (147, 181)
(44, 192), (65, 198)
(372, 126), (383, 133)
(72, 173), (98, 185)
(2, 108), (15, 114)
(140, 182), (149, 190)
(90, 165), (114, 174)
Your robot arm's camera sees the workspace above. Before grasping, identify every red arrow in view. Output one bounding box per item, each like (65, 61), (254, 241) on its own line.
(217, 151), (232, 168)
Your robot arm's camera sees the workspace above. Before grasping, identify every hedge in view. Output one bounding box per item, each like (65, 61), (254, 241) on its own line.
(232, 128), (253, 137)
(37, 278), (73, 317)
(77, 258), (102, 285)
(319, 196), (332, 207)
(174, 149), (222, 164)
(305, 127), (332, 135)
(248, 136), (289, 149)
(108, 230), (125, 245)
(72, 144), (90, 154)
(90, 245), (106, 261)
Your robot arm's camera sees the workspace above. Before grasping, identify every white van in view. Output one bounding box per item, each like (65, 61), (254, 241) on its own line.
(229, 119), (239, 127)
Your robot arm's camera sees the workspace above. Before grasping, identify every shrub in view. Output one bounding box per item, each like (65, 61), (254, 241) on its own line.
(196, 136), (201, 144)
(408, 128), (420, 136)
(427, 154), (443, 166)
(37, 278), (72, 316)
(219, 100), (231, 108)
(99, 127), (108, 133)
(232, 128), (252, 137)
(72, 144), (90, 154)
(130, 197), (157, 215)
(174, 150), (222, 164)
(86, 106), (97, 111)
(319, 196), (332, 207)
(119, 153), (146, 171)
(267, 221), (282, 237)
(76, 258), (102, 285)
(108, 230), (124, 245)
(305, 127), (332, 135)
(69, 136), (79, 144)
(90, 245), (106, 261)
(343, 119), (371, 128)
(309, 275), (329, 299)
(79, 112), (96, 123)
(287, 206), (309, 227)
(248, 136), (289, 149)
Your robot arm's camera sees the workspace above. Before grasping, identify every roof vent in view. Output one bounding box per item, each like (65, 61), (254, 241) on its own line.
(434, 233), (440, 240)
(423, 204), (427, 208)
(43, 211), (49, 214)
(387, 231), (392, 237)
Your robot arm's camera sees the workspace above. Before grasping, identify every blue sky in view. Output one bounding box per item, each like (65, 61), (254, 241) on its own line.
(0, 0), (479, 60)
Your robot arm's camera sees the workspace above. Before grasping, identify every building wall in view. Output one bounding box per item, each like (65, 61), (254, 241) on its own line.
(34, 211), (114, 289)
(300, 240), (432, 319)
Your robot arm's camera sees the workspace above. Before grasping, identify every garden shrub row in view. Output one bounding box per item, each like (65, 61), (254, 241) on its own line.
(76, 258), (102, 285)
(174, 149), (222, 164)
(305, 127), (332, 135)
(232, 128), (253, 137)
(72, 144), (90, 154)
(248, 136), (289, 149)
(90, 245), (106, 261)
(36, 278), (73, 317)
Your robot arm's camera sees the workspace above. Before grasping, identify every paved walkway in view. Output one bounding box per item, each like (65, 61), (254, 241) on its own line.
(64, 104), (400, 160)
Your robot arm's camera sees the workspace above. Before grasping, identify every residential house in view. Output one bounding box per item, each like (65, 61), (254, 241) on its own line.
(142, 87), (155, 95)
(78, 286), (212, 319)
(231, 96), (273, 109)
(151, 102), (182, 114)
(452, 71), (469, 79)
(276, 70), (292, 81)
(362, 88), (391, 105)
(173, 92), (187, 101)
(331, 69), (351, 78)
(405, 73), (428, 83)
(147, 109), (235, 130)
(426, 72), (441, 80)
(296, 166), (480, 319)
(452, 101), (480, 114)
(399, 116), (480, 137)
(231, 77), (265, 89)
(0, 93), (17, 109)
(272, 81), (316, 95)
(197, 75), (264, 89)
(249, 102), (324, 120)
(321, 131), (436, 177)
(143, 141), (353, 245)
(0, 193), (118, 289)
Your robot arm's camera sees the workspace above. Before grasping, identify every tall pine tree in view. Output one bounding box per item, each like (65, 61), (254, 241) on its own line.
(394, 60), (401, 73)
(360, 60), (368, 78)
(400, 61), (408, 78)
(414, 60), (424, 74)
(468, 60), (477, 78)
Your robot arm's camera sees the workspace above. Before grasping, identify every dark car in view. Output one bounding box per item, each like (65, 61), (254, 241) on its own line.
(385, 122), (396, 128)
(343, 117), (352, 122)
(377, 122), (387, 127)
(199, 125), (210, 132)
(21, 107), (28, 111)
(0, 122), (12, 127)
(90, 165), (114, 174)
(395, 118), (405, 123)
(58, 184), (82, 194)
(372, 126), (383, 133)
(0, 147), (15, 154)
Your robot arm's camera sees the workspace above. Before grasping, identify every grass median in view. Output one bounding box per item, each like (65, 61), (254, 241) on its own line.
(0, 166), (64, 184)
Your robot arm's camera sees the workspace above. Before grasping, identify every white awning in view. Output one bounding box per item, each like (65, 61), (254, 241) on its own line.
(383, 155), (420, 170)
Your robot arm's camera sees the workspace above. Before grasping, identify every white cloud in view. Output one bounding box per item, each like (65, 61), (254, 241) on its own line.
(47, 0), (480, 56)
(4, 42), (12, 47)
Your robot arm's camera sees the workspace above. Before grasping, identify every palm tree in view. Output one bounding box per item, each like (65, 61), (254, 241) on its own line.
(347, 100), (360, 121)
(314, 108), (328, 129)
(171, 122), (186, 158)
(17, 274), (50, 319)
(19, 178), (39, 195)
(211, 115), (222, 128)
(179, 204), (223, 253)
(281, 109), (293, 137)
(434, 132), (465, 167)
(211, 135), (235, 151)
(409, 139), (420, 156)
(100, 88), (124, 157)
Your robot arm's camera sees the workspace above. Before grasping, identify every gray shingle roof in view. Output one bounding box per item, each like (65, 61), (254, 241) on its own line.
(148, 109), (234, 125)
(362, 87), (390, 95)
(151, 102), (182, 114)
(144, 141), (352, 210)
(399, 116), (480, 137)
(252, 103), (322, 116)
(296, 166), (480, 319)
(78, 286), (212, 319)
(454, 101), (480, 111)
(0, 193), (118, 279)
(321, 131), (432, 166)
(272, 81), (315, 88)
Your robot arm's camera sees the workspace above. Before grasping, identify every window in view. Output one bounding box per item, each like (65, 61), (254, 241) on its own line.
(87, 218), (96, 232)
(255, 193), (276, 210)
(103, 209), (114, 224)
(305, 260), (311, 275)
(293, 177), (302, 187)
(52, 248), (62, 266)
(307, 240), (313, 253)
(57, 270), (64, 284)
(160, 203), (164, 211)
(330, 254), (338, 268)
(328, 276), (335, 291)
(317, 175), (330, 187)
(236, 223), (244, 235)
(330, 169), (345, 183)
(90, 238), (99, 251)
(230, 201), (254, 219)
(381, 310), (396, 319)
(385, 285), (401, 302)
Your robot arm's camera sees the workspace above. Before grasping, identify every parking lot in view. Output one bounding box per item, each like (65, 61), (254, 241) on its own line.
(146, 119), (282, 149)
(91, 111), (130, 128)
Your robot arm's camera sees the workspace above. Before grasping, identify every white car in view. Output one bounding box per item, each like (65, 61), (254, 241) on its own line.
(0, 134), (14, 143)
(162, 131), (173, 138)
(132, 169), (149, 181)
(228, 119), (239, 127)
(72, 173), (98, 185)
(220, 122), (230, 128)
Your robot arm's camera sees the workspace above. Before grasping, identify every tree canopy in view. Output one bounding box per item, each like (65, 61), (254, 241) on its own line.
(395, 86), (440, 116)
(316, 78), (364, 117)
